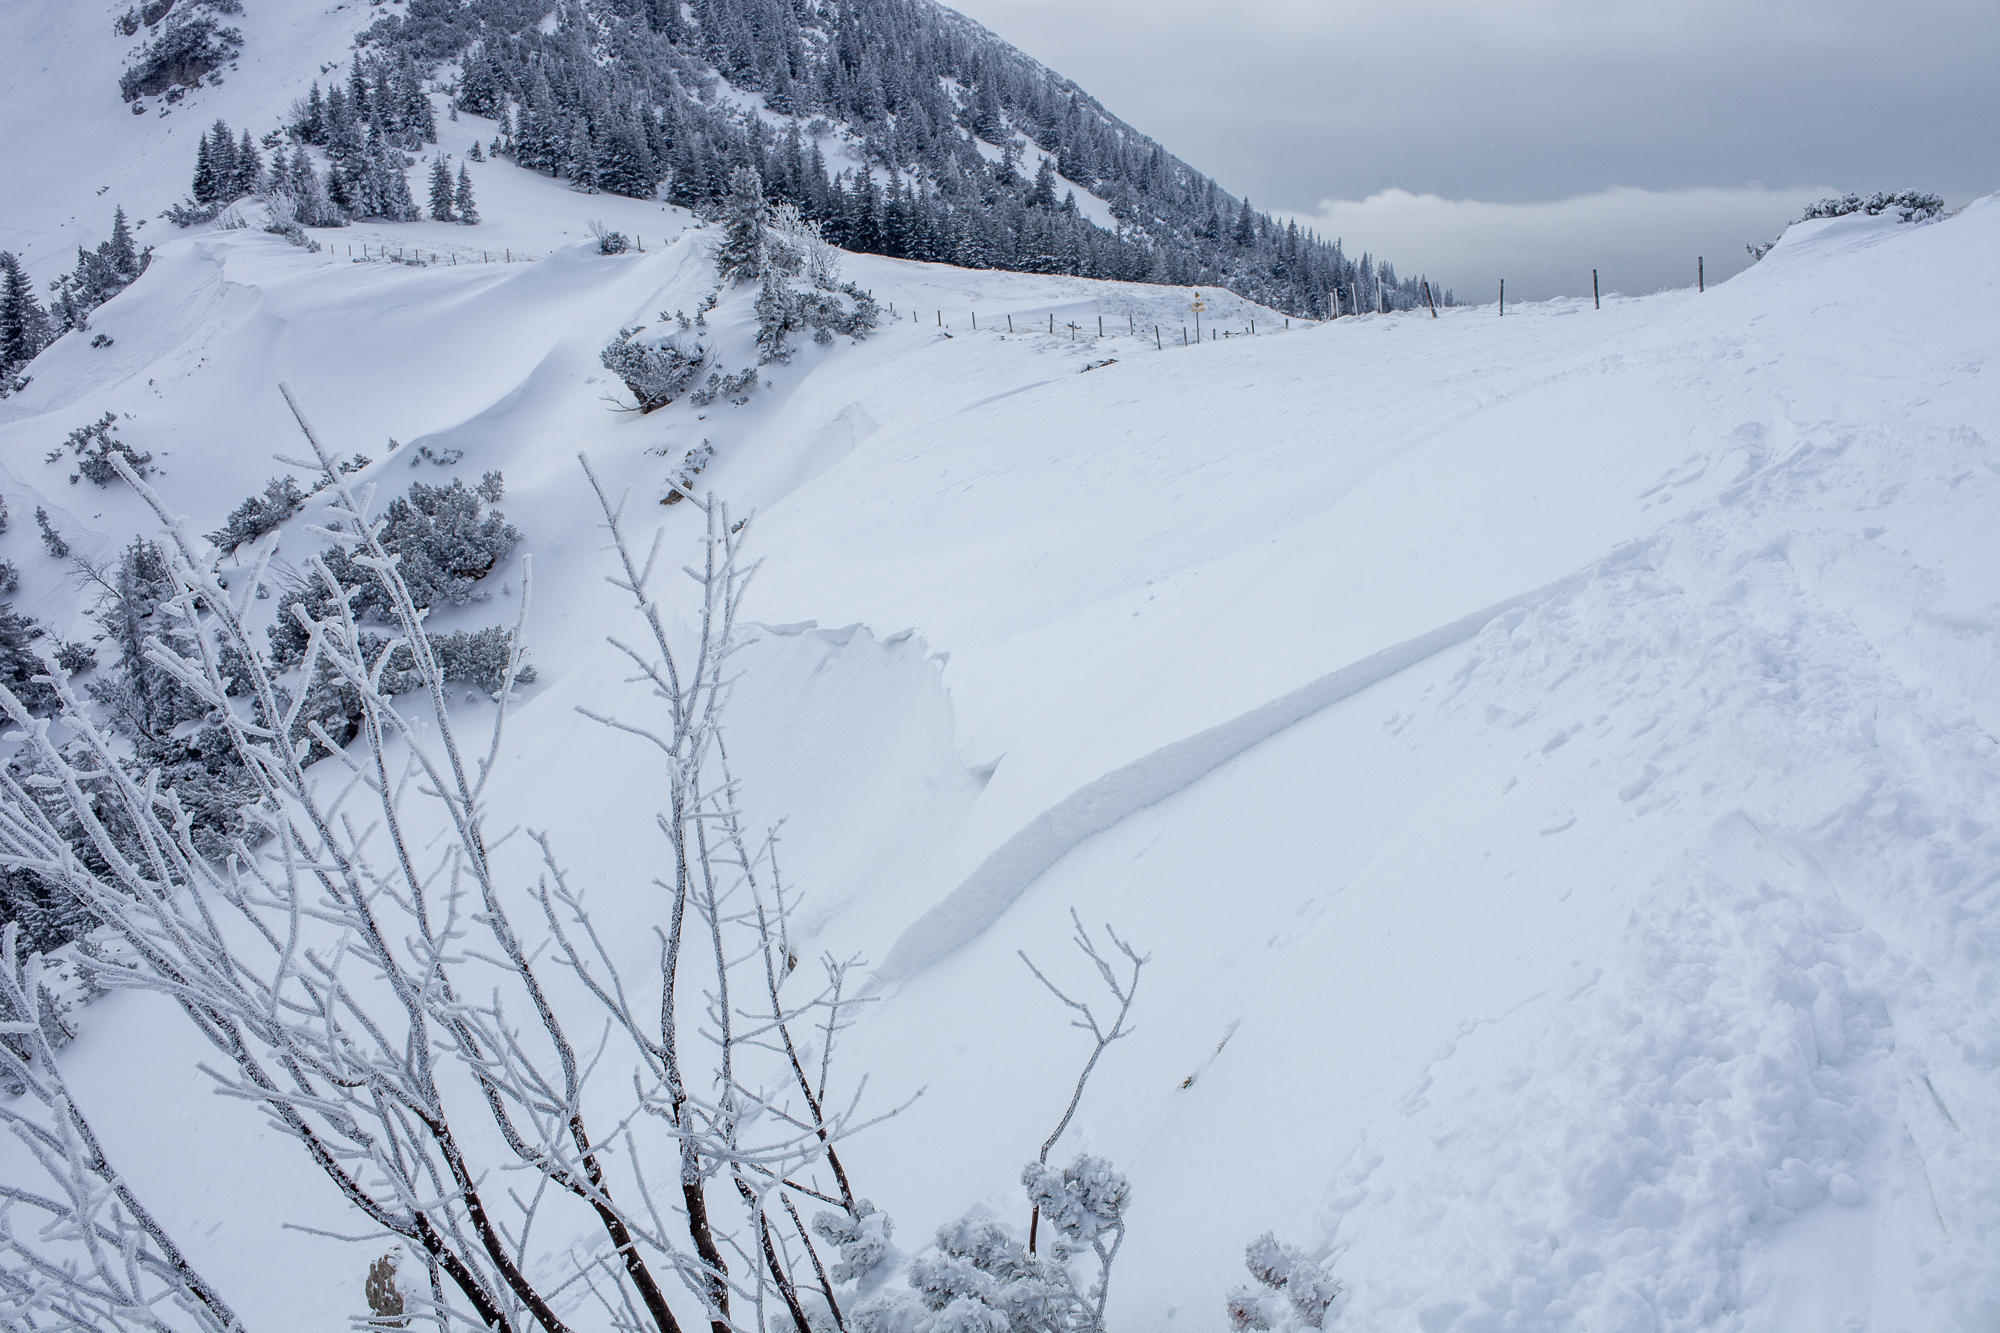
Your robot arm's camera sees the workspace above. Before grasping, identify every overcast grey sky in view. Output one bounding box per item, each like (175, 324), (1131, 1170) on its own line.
(944, 0), (2000, 299)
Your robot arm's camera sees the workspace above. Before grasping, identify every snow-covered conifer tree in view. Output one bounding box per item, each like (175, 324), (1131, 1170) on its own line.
(716, 165), (767, 283)
(428, 153), (456, 221)
(454, 161), (479, 223)
(0, 252), (53, 384)
(232, 128), (262, 198)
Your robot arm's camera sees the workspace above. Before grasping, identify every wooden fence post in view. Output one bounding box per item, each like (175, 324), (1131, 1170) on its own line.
(1499, 279), (1504, 315)
(1698, 257), (1704, 292)
(1593, 269), (1599, 309)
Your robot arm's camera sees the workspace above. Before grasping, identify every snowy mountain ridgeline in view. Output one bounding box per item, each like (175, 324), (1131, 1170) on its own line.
(2, 1), (2000, 1331)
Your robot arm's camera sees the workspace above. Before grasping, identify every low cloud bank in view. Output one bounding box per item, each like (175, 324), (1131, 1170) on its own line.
(1285, 185), (1838, 303)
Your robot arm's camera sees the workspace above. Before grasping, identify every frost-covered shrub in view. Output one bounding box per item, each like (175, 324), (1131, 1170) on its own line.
(688, 365), (759, 407)
(1021, 1156), (1128, 1245)
(601, 326), (705, 412)
(854, 1216), (1082, 1333)
(751, 197), (878, 366)
(1226, 1232), (1341, 1332)
(283, 627), (533, 758)
(61, 411), (153, 486)
(205, 475), (307, 552)
(852, 1155), (1130, 1333)
(591, 224), (629, 255)
(813, 1200), (894, 1285)
(1801, 190), (1945, 224)
(269, 476), (520, 667)
(89, 538), (211, 743)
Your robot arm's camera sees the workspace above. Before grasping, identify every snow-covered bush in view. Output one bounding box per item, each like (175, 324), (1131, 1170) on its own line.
(750, 195), (879, 365)
(1227, 1233), (1343, 1331)
(204, 475), (306, 552)
(854, 1214), (1084, 1333)
(601, 324), (706, 411)
(853, 1156), (1130, 1333)
(60, 411), (153, 486)
(268, 475), (520, 666)
(688, 364), (760, 407)
(1801, 190), (1945, 224)
(1022, 1156), (1129, 1247)
(589, 219), (630, 254)
(815, 1199), (896, 1284)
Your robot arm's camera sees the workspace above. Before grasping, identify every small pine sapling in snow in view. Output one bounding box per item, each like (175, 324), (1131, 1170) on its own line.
(34, 507), (67, 559)
(204, 474), (307, 552)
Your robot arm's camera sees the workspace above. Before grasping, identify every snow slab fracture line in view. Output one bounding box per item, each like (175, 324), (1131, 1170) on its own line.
(873, 549), (1640, 984)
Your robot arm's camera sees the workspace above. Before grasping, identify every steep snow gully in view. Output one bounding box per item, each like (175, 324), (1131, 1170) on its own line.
(1, 163), (1997, 1333)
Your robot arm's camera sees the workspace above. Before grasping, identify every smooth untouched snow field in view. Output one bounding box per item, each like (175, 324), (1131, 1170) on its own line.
(4, 24), (1999, 1325)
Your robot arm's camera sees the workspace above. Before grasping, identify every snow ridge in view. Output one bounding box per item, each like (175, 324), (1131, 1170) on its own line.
(874, 551), (1641, 983)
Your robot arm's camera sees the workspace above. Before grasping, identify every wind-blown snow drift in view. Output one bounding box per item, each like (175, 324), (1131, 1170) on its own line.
(2, 166), (1996, 1331)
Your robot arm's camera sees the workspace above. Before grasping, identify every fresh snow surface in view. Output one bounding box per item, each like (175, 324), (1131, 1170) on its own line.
(2, 57), (1998, 1325)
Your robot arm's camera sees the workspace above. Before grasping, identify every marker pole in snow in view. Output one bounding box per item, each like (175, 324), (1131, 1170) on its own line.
(1156, 326), (1161, 349)
(1698, 257), (1705, 292)
(973, 313), (978, 329)
(1008, 315), (1014, 333)
(1593, 269), (1600, 309)
(1499, 279), (1505, 316)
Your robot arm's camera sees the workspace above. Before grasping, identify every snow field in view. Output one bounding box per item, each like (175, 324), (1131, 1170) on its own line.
(0, 71), (1995, 1330)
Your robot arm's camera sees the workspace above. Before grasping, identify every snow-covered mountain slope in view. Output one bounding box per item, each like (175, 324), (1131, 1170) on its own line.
(2, 147), (1998, 1333)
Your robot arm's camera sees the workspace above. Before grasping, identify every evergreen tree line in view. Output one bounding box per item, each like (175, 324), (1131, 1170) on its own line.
(174, 106), (477, 229)
(0, 211), (149, 394)
(362, 0), (1444, 316)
